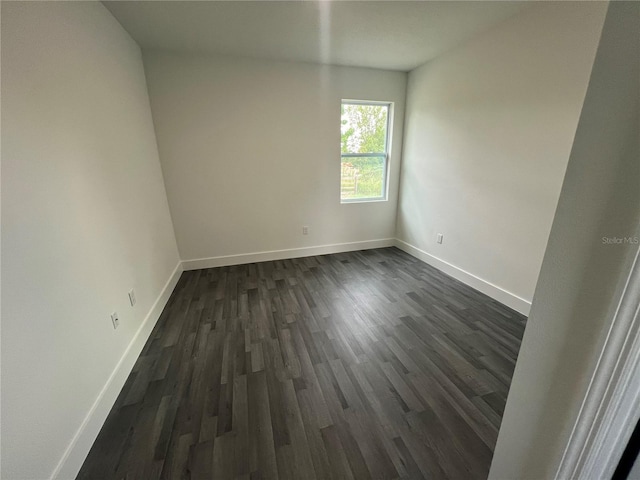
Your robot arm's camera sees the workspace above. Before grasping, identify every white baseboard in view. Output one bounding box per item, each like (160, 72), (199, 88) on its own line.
(182, 238), (530, 315)
(394, 239), (531, 316)
(50, 261), (184, 480)
(181, 238), (396, 270)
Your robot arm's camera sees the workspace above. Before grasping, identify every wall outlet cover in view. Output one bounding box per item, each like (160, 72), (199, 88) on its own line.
(111, 312), (119, 329)
(128, 289), (136, 307)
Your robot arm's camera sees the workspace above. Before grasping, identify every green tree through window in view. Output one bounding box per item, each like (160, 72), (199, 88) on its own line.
(340, 102), (391, 201)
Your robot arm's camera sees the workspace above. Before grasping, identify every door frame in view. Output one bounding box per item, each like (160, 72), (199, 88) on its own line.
(556, 242), (640, 479)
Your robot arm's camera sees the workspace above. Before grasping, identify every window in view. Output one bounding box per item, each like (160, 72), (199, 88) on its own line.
(340, 100), (392, 203)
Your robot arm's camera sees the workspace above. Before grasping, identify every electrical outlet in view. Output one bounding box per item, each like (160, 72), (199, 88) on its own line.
(302, 225), (309, 235)
(111, 312), (120, 329)
(128, 289), (136, 307)
(437, 233), (444, 244)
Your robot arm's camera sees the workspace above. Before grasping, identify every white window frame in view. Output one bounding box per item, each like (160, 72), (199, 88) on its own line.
(340, 99), (393, 204)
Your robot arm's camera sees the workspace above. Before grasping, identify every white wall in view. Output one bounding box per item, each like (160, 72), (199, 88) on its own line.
(143, 52), (406, 264)
(396, 2), (607, 312)
(1, 3), (180, 479)
(490, 2), (640, 478)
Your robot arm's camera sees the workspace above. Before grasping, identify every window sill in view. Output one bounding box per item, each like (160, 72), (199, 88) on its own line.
(340, 197), (388, 204)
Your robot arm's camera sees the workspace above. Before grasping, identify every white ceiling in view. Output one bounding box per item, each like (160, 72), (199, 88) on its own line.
(103, 1), (529, 72)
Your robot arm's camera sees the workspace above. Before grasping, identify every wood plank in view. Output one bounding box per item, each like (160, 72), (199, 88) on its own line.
(77, 248), (527, 480)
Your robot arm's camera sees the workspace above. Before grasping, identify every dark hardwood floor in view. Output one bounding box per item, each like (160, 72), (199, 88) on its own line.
(78, 247), (527, 480)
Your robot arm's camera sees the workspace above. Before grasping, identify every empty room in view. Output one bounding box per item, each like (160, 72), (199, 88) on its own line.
(2, 1), (639, 479)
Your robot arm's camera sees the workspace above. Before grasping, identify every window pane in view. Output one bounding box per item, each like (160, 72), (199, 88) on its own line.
(341, 103), (388, 154)
(341, 155), (385, 200)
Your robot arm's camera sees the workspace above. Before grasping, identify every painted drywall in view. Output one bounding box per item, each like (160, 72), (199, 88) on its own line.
(104, 1), (527, 71)
(1, 3), (180, 479)
(396, 1), (607, 306)
(143, 52), (406, 262)
(490, 2), (640, 478)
